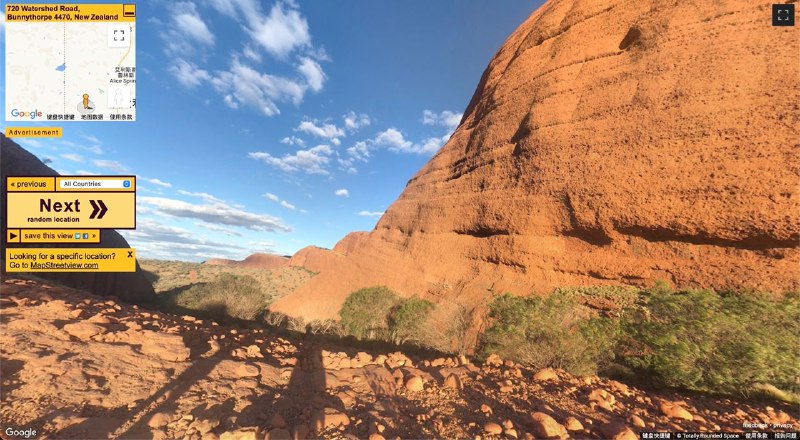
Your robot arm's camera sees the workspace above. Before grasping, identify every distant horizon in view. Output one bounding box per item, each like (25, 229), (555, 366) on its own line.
(0, 0), (542, 262)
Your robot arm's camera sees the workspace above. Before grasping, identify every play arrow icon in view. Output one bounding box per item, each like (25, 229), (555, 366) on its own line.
(9, 232), (17, 240)
(89, 200), (108, 219)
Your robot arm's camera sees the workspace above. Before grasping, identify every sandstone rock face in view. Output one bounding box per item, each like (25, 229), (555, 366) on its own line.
(204, 252), (289, 269)
(272, 0), (800, 321)
(0, 134), (156, 304)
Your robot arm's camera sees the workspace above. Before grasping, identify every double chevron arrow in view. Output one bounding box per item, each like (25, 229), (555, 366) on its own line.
(89, 200), (108, 219)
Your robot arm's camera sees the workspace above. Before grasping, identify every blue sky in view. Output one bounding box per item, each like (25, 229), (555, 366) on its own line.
(1, 0), (540, 261)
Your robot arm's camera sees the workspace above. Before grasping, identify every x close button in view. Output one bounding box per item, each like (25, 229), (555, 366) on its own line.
(127, 251), (134, 258)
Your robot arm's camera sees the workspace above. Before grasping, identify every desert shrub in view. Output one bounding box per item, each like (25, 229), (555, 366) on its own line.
(307, 319), (346, 337)
(263, 310), (288, 328)
(417, 299), (473, 354)
(388, 297), (433, 345)
(619, 287), (800, 397)
(339, 286), (400, 340)
(479, 292), (619, 375)
(167, 273), (270, 321)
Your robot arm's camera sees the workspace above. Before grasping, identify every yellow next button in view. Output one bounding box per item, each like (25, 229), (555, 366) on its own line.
(7, 177), (55, 192)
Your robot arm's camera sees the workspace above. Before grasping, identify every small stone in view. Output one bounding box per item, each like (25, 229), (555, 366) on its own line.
(480, 404), (492, 415)
(444, 373), (463, 390)
(63, 322), (105, 340)
(629, 415), (646, 428)
(405, 375), (424, 392)
(368, 435), (385, 440)
(220, 427), (259, 440)
(530, 412), (565, 439)
(564, 417), (583, 431)
(504, 428), (519, 439)
(600, 422), (638, 440)
(140, 331), (190, 362)
(147, 412), (173, 429)
(484, 422), (503, 435)
(533, 368), (558, 382)
(660, 402), (693, 421)
(311, 408), (349, 432)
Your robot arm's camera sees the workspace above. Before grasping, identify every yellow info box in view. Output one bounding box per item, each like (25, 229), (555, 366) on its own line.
(6, 248), (136, 272)
(5, 4), (136, 22)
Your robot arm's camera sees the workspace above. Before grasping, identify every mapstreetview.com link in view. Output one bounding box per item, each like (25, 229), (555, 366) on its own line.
(30, 262), (99, 270)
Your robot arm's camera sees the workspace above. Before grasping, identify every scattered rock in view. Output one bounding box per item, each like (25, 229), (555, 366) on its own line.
(629, 415), (646, 428)
(220, 427), (259, 440)
(660, 402), (694, 421)
(533, 368), (558, 382)
(530, 412), (566, 439)
(599, 422), (638, 440)
(147, 412), (173, 429)
(484, 422), (503, 435)
(63, 322), (106, 340)
(311, 408), (350, 432)
(444, 373), (463, 390)
(563, 417), (583, 431)
(405, 375), (424, 392)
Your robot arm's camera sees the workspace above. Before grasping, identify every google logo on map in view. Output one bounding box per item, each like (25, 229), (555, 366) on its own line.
(10, 109), (43, 119)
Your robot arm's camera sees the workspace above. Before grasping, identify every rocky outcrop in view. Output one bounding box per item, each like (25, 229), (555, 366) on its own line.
(273, 0), (800, 321)
(0, 133), (155, 303)
(205, 253), (290, 270)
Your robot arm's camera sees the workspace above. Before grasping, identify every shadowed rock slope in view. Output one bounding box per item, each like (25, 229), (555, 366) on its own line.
(0, 134), (155, 303)
(273, 0), (800, 321)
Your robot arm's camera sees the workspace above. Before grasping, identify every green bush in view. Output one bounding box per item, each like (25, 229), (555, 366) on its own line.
(339, 286), (400, 340)
(479, 292), (619, 376)
(388, 297), (433, 345)
(166, 273), (269, 321)
(620, 287), (800, 397)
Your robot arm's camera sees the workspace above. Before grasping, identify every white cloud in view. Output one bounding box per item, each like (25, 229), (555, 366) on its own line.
(374, 128), (413, 152)
(195, 222), (243, 237)
(168, 0), (326, 118)
(122, 218), (251, 261)
(92, 159), (129, 173)
(177, 190), (227, 204)
(242, 44), (262, 62)
(295, 120), (344, 145)
(173, 3), (214, 46)
(169, 59), (211, 88)
(423, 109), (463, 132)
(334, 189), (349, 197)
(140, 196), (290, 232)
(248, 144), (333, 174)
(374, 128), (449, 155)
(211, 58), (305, 116)
(161, 2), (215, 56)
(343, 112), (370, 131)
(357, 211), (384, 217)
(263, 192), (297, 210)
(297, 57), (325, 92)
(144, 178), (172, 188)
(281, 136), (305, 147)
(249, 0), (311, 59)
(60, 153), (84, 163)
